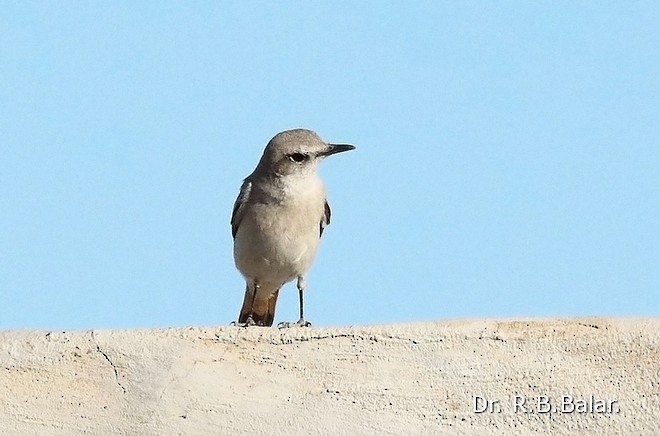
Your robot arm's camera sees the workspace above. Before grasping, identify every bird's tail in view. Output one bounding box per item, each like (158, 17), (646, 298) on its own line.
(238, 283), (280, 327)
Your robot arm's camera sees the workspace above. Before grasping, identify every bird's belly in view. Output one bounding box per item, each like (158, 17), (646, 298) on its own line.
(233, 204), (321, 284)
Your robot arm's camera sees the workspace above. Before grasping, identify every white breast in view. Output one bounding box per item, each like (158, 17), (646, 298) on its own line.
(233, 174), (326, 285)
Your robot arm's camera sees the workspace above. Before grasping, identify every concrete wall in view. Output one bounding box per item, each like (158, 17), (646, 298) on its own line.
(1, 318), (658, 435)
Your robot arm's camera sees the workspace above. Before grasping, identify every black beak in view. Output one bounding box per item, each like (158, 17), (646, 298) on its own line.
(322, 143), (356, 157)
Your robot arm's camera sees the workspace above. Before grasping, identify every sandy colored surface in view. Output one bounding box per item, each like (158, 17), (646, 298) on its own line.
(0, 318), (658, 435)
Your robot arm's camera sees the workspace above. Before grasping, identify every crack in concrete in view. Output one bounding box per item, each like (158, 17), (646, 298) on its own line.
(578, 323), (601, 329)
(156, 360), (199, 403)
(90, 330), (126, 394)
(479, 335), (507, 343)
(210, 328), (455, 346)
(211, 331), (450, 346)
(272, 333), (447, 345)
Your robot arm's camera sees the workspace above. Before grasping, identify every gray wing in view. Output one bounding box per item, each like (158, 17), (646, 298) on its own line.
(320, 199), (331, 237)
(231, 180), (252, 239)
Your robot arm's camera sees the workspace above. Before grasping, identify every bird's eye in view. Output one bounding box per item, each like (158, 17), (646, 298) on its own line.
(288, 153), (307, 163)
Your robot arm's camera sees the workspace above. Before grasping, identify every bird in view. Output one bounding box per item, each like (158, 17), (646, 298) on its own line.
(230, 128), (355, 327)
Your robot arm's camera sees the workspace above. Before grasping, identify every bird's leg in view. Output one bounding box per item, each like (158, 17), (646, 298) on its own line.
(231, 282), (259, 327)
(277, 276), (312, 328)
(296, 276), (311, 326)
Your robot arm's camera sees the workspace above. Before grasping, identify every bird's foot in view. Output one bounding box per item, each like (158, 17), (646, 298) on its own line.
(277, 318), (312, 329)
(230, 316), (257, 327)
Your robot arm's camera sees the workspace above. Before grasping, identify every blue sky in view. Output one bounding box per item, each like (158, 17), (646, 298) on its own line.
(1, 2), (658, 330)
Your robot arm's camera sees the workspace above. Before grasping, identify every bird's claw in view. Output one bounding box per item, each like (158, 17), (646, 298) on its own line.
(230, 316), (257, 327)
(277, 319), (312, 329)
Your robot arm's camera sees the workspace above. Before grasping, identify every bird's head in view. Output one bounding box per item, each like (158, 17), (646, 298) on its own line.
(256, 129), (355, 177)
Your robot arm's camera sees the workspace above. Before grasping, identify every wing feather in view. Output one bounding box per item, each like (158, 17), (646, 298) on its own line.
(320, 199), (331, 237)
(231, 180), (252, 239)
